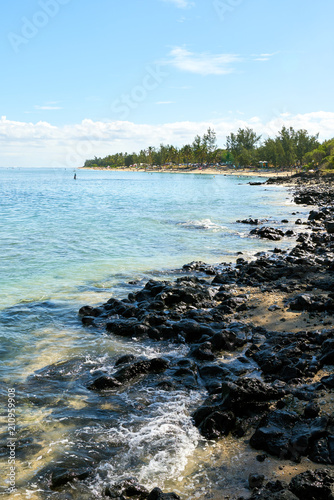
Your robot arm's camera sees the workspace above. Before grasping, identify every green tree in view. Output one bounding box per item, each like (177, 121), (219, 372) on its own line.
(166, 145), (179, 164)
(304, 138), (334, 169)
(192, 135), (204, 163)
(180, 144), (193, 165)
(226, 127), (261, 166)
(202, 127), (217, 163)
(294, 129), (319, 165)
(124, 154), (134, 167)
(276, 126), (297, 166)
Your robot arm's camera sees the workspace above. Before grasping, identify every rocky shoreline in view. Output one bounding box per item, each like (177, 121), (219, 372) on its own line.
(24, 172), (334, 499)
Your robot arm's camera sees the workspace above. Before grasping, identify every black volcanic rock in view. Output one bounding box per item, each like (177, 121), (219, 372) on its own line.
(250, 227), (285, 241)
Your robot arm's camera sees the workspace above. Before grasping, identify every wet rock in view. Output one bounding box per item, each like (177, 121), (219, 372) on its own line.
(250, 484), (298, 500)
(210, 329), (243, 351)
(114, 354), (136, 367)
(289, 294), (334, 313)
(308, 436), (334, 465)
(156, 281), (215, 309)
(81, 315), (96, 326)
(104, 478), (149, 499)
(250, 410), (330, 462)
(156, 380), (176, 391)
(190, 342), (215, 361)
(304, 402), (320, 418)
(105, 298), (140, 318)
(321, 374), (334, 388)
(193, 378), (285, 439)
(326, 221), (334, 234)
(198, 363), (230, 393)
(265, 480), (289, 493)
(79, 305), (100, 316)
(289, 469), (334, 500)
(172, 359), (199, 389)
(250, 227), (285, 241)
(250, 410), (300, 460)
(88, 376), (122, 391)
(182, 261), (217, 275)
(309, 209), (327, 221)
(194, 408), (236, 439)
(106, 318), (150, 338)
(143, 313), (167, 327)
(132, 280), (167, 303)
(220, 378), (285, 410)
(50, 467), (91, 489)
(249, 330), (322, 381)
(237, 218), (262, 225)
(249, 473), (265, 489)
(319, 338), (334, 365)
(147, 487), (181, 499)
(172, 319), (217, 343)
(113, 358), (169, 384)
(199, 364), (230, 379)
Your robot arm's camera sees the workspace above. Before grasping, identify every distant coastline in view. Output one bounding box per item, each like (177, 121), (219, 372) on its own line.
(80, 165), (294, 178)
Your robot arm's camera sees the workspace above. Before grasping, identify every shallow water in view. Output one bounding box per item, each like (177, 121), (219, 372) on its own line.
(0, 168), (308, 498)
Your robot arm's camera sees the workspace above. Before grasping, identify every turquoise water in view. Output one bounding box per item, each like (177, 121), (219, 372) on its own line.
(0, 168), (305, 498)
(0, 168), (296, 309)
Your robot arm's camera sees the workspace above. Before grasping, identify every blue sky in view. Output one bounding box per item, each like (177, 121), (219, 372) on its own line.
(1, 0), (333, 166)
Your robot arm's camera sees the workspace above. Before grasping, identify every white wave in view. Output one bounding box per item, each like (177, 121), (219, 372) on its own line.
(177, 218), (226, 231)
(89, 389), (203, 495)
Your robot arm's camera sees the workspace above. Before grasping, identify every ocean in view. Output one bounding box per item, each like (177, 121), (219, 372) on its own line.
(0, 167), (307, 498)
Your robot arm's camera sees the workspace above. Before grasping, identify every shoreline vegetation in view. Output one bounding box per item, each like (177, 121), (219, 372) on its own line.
(81, 126), (334, 176)
(27, 171), (334, 498)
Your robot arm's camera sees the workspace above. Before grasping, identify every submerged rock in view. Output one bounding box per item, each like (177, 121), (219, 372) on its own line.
(88, 375), (122, 391)
(104, 478), (150, 499)
(50, 467), (91, 489)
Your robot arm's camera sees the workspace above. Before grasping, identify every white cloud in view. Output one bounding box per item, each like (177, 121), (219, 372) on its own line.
(161, 0), (194, 9)
(164, 47), (241, 75)
(0, 112), (333, 167)
(252, 52), (278, 62)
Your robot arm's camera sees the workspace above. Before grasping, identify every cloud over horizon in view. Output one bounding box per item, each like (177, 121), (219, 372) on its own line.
(0, 112), (333, 167)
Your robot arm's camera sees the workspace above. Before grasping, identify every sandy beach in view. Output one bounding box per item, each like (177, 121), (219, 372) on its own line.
(80, 166), (297, 178)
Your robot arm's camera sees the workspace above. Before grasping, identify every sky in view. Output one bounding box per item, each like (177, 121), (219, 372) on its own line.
(0, 0), (333, 167)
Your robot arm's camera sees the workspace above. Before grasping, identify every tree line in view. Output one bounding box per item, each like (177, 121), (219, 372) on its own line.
(83, 126), (334, 170)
